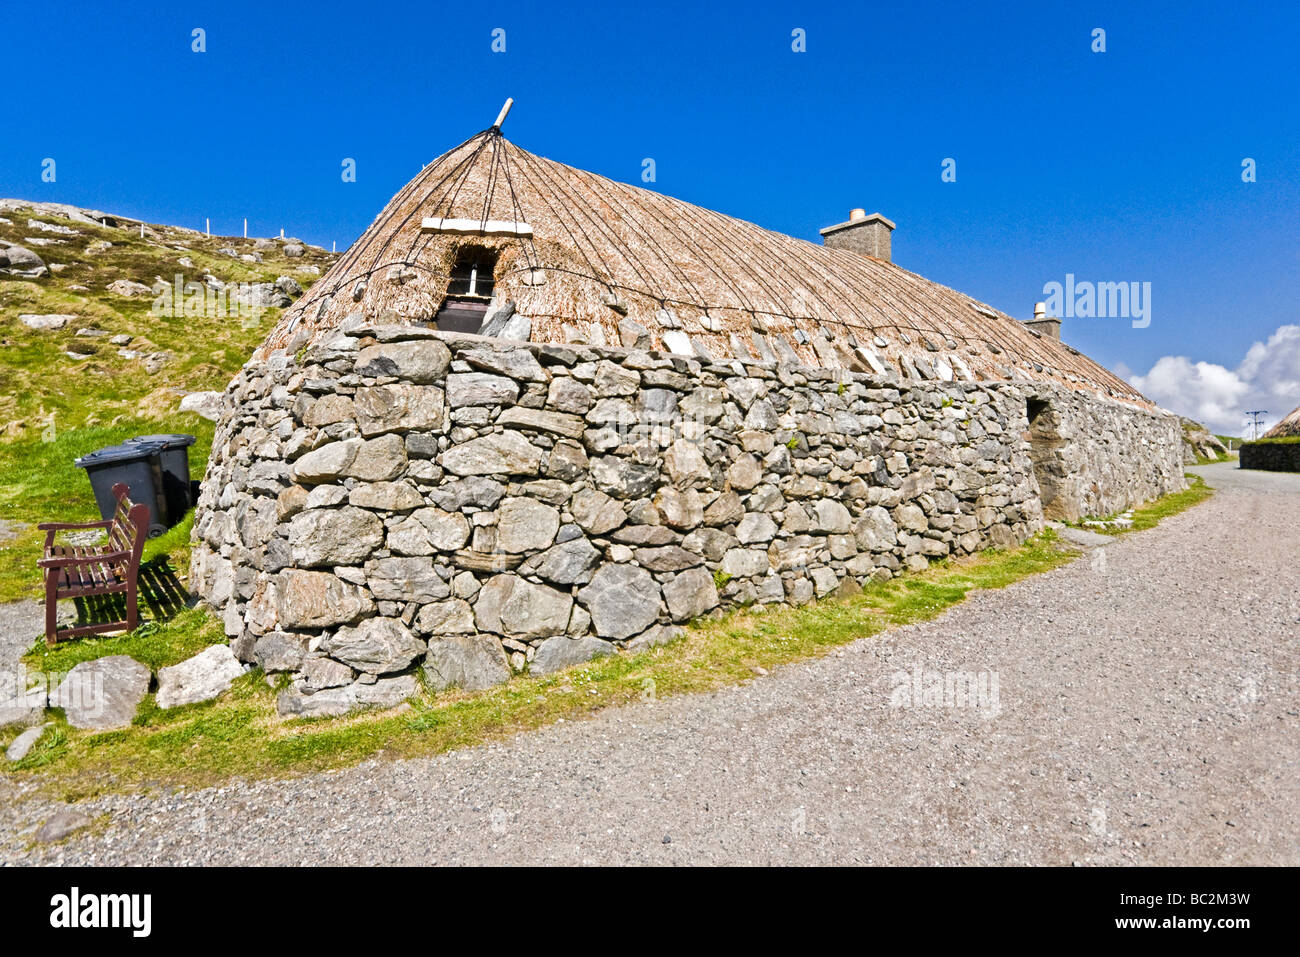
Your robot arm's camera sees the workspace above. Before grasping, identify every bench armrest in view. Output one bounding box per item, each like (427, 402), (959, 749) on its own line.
(38, 549), (130, 569)
(37, 520), (113, 532)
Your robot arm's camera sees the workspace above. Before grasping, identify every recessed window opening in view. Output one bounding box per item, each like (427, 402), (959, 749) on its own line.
(434, 246), (499, 333)
(447, 250), (497, 299)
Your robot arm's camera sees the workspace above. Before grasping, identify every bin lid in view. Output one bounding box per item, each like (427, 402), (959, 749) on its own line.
(128, 433), (196, 448)
(75, 440), (165, 468)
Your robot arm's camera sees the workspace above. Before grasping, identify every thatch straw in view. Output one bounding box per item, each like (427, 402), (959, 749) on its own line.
(260, 130), (1149, 405)
(1262, 404), (1300, 439)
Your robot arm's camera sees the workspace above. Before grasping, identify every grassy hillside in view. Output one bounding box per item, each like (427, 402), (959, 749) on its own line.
(0, 201), (336, 601)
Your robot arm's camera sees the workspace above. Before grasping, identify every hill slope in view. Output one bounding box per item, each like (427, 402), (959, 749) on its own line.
(0, 199), (338, 599)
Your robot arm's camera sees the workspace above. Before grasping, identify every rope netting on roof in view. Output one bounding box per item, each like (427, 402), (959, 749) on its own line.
(264, 130), (1148, 405)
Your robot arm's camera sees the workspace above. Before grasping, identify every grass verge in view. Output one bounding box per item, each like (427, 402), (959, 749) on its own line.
(1088, 473), (1212, 535)
(2, 477), (1213, 800)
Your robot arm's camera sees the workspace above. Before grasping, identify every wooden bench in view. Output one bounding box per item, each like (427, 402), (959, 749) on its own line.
(38, 482), (149, 646)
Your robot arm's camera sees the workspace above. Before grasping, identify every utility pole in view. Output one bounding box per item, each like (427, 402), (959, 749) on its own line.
(1245, 410), (1268, 440)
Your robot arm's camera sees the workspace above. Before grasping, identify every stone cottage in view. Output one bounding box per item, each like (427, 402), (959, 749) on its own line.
(190, 124), (1185, 715)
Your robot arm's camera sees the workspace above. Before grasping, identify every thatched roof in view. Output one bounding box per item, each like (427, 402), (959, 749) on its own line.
(261, 129), (1148, 404)
(1262, 404), (1300, 438)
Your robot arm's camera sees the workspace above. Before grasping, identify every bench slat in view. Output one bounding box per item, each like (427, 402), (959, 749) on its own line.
(41, 482), (149, 645)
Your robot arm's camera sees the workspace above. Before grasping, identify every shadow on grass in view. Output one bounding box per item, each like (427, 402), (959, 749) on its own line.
(61, 556), (193, 635)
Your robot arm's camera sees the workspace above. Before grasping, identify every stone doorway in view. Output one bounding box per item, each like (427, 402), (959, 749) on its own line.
(1026, 398), (1067, 520)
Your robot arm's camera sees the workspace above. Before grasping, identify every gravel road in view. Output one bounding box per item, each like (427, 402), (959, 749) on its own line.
(2, 461), (1296, 865)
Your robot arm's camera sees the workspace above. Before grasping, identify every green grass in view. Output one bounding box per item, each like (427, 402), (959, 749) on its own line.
(1241, 435), (1300, 446)
(0, 204), (336, 601)
(1081, 473), (1213, 535)
(0, 425), (210, 602)
(1192, 451), (1235, 465)
(23, 604), (220, 675)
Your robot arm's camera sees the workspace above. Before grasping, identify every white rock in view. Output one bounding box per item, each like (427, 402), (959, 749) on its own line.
(155, 645), (245, 709)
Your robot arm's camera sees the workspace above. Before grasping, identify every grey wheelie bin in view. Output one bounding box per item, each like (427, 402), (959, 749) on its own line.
(126, 433), (197, 526)
(74, 440), (169, 537)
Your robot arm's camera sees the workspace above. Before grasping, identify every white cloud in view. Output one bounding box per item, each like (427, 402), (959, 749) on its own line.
(1126, 324), (1300, 436)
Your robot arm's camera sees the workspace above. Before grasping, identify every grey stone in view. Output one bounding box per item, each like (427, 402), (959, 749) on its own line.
(156, 645), (245, 709)
(414, 507), (472, 551)
(50, 656), (150, 730)
(704, 491), (745, 526)
(496, 407), (586, 439)
(107, 278), (151, 297)
(577, 564), (662, 640)
(545, 440), (589, 481)
(1, 245), (47, 274)
(722, 547), (770, 578)
(813, 499), (853, 534)
(439, 431), (541, 476)
(179, 390), (223, 421)
(547, 377), (593, 414)
(447, 372), (519, 407)
(462, 347), (548, 382)
(277, 675), (416, 717)
(36, 809), (91, 843)
(354, 384), (445, 436)
(323, 617), (426, 675)
(594, 360), (640, 396)
(21, 313), (75, 330)
(610, 524), (678, 546)
(618, 318), (652, 349)
(6, 723), (50, 761)
(356, 340), (451, 383)
(289, 506), (384, 566)
(624, 624), (685, 653)
(253, 632), (310, 673)
(656, 487), (704, 529)
(430, 477), (506, 510)
(348, 481), (423, 511)
(854, 506), (898, 551)
(496, 497), (561, 553)
(634, 546), (703, 572)
(682, 527), (736, 562)
(0, 686), (46, 729)
(474, 574), (573, 639)
(415, 598), (477, 635)
(291, 438), (361, 484)
(570, 487), (626, 534)
(663, 439), (712, 486)
(424, 636), (511, 691)
(268, 569), (376, 630)
(365, 556), (451, 602)
(591, 456), (658, 499)
(662, 566), (720, 621)
(530, 636), (615, 675)
(341, 434), (408, 481)
(518, 536), (601, 584)
(736, 512), (778, 543)
(300, 656), (355, 691)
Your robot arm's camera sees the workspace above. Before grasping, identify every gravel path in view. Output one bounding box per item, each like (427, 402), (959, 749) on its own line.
(0, 601), (41, 676)
(2, 462), (1296, 865)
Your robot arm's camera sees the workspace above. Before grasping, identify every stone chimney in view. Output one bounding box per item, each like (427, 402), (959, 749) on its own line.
(1023, 301), (1062, 340)
(820, 209), (895, 262)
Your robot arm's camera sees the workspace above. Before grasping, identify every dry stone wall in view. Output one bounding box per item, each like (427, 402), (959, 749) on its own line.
(1239, 441), (1300, 472)
(190, 324), (1183, 715)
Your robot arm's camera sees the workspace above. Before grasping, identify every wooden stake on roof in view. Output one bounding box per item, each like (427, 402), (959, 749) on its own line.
(491, 98), (514, 132)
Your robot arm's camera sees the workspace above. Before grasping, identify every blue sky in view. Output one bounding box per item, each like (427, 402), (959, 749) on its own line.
(3, 0), (1297, 432)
